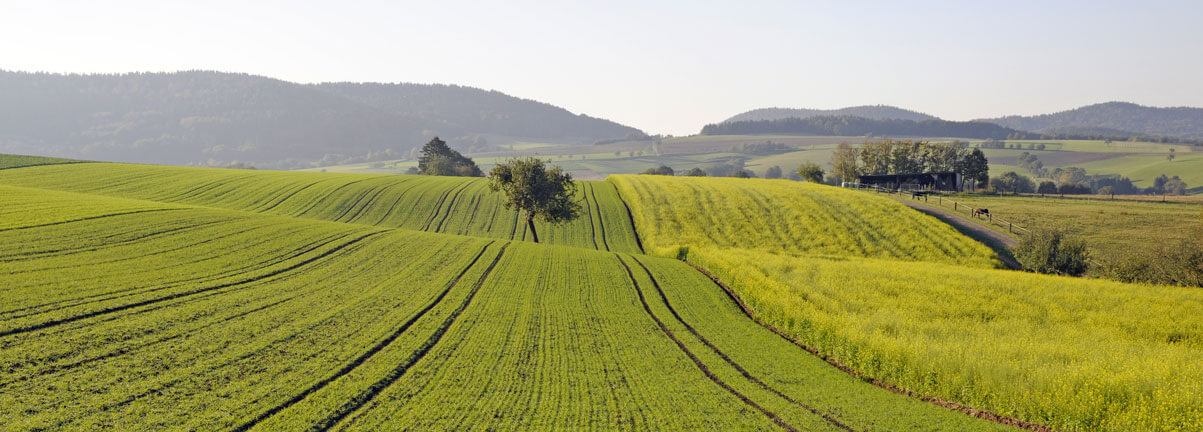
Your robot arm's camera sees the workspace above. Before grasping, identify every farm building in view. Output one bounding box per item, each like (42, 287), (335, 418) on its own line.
(857, 172), (961, 191)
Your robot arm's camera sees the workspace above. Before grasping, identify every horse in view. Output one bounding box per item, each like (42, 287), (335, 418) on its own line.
(971, 208), (990, 218)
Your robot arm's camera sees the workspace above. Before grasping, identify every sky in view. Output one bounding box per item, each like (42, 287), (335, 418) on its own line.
(3, 0), (1202, 135)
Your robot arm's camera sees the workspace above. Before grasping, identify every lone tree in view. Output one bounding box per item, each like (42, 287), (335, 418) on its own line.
(487, 157), (581, 243)
(796, 161), (824, 183)
(417, 137), (483, 177)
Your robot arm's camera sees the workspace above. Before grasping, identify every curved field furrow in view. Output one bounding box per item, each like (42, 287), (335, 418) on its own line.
(0, 163), (640, 252)
(614, 255), (799, 432)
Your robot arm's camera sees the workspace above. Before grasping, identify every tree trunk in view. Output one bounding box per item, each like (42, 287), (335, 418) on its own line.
(526, 215), (539, 243)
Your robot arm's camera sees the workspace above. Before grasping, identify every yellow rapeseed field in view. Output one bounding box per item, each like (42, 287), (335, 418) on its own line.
(611, 175), (1203, 432)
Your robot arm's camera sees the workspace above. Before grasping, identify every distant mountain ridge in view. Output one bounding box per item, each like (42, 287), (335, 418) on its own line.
(724, 105), (937, 123)
(980, 102), (1203, 139)
(0, 71), (642, 168)
(702, 115), (1036, 140)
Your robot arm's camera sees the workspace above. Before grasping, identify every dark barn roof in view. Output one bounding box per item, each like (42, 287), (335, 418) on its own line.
(858, 172), (960, 191)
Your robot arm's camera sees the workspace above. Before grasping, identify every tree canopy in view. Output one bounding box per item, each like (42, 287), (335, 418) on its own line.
(417, 137), (483, 177)
(487, 157), (580, 243)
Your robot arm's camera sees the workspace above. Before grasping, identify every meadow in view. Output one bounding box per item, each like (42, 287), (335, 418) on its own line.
(612, 174), (1203, 432)
(0, 161), (1013, 431)
(933, 193), (1203, 271)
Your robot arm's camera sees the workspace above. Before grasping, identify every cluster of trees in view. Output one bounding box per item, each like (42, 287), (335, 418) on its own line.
(993, 165), (1190, 196)
(1013, 228), (1090, 276)
(417, 137), (483, 177)
(641, 165), (674, 175)
(701, 115), (1038, 140)
(830, 140), (990, 189)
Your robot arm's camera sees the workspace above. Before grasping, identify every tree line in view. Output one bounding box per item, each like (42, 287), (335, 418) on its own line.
(828, 140), (990, 189)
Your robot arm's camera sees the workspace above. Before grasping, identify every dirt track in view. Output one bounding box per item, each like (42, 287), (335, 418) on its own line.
(899, 201), (1022, 269)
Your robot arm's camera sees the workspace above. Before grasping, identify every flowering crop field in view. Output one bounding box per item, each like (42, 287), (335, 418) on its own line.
(609, 175), (999, 267)
(0, 179), (1010, 430)
(612, 174), (1203, 432)
(0, 162), (641, 253)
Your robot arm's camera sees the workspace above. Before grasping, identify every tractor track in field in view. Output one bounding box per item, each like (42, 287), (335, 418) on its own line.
(682, 260), (1053, 432)
(232, 242), (507, 432)
(0, 231), (384, 338)
(616, 255), (798, 432)
(0, 208), (187, 234)
(309, 242), (510, 431)
(0, 229), (348, 319)
(629, 256), (854, 431)
(432, 182), (474, 233)
(588, 183), (611, 251)
(254, 181), (320, 213)
(614, 192), (645, 254)
(0, 293), (302, 389)
(0, 218), (228, 262)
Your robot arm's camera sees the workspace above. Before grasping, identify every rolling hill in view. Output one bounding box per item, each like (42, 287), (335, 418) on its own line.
(724, 105), (937, 123)
(982, 102), (1203, 138)
(3, 154), (1200, 431)
(0, 71), (643, 169)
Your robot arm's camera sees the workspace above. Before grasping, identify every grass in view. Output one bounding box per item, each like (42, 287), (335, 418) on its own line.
(0, 180), (1010, 431)
(613, 174), (1203, 432)
(935, 193), (1203, 272)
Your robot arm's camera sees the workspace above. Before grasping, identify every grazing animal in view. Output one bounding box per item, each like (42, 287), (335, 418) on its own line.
(972, 208), (990, 218)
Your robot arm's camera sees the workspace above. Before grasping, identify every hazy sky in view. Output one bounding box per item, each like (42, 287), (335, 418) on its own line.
(3, 0), (1201, 135)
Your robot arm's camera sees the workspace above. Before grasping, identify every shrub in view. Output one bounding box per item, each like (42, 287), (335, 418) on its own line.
(1013, 228), (1090, 276)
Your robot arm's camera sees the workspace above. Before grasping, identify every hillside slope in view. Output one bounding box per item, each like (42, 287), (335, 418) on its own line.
(0, 182), (1011, 431)
(982, 102), (1203, 138)
(0, 71), (642, 168)
(724, 105), (937, 123)
(0, 162), (642, 253)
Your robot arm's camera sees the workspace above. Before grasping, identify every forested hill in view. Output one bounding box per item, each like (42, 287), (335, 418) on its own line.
(981, 102), (1203, 138)
(701, 115), (1036, 139)
(723, 105), (937, 123)
(0, 71), (642, 168)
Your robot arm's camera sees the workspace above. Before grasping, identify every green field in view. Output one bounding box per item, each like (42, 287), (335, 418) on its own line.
(4, 154), (1200, 431)
(0, 162), (641, 253)
(0, 174), (1012, 430)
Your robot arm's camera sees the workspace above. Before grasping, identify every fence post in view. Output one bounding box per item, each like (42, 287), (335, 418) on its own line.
(954, 202), (957, 210)
(1009, 222), (1013, 233)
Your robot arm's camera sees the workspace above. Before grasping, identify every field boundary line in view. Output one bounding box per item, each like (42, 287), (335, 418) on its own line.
(681, 259), (1054, 432)
(616, 255), (797, 432)
(310, 242), (511, 431)
(232, 241), (499, 431)
(630, 256), (853, 431)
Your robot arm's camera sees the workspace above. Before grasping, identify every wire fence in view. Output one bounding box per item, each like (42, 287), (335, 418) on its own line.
(862, 186), (1031, 236)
